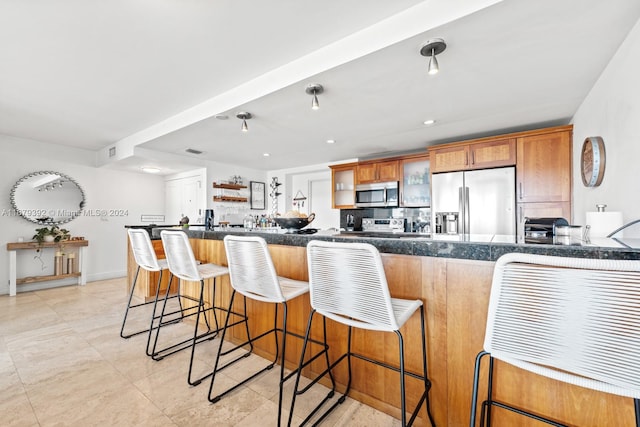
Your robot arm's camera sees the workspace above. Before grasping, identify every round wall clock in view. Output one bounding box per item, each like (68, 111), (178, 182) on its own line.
(580, 136), (606, 187)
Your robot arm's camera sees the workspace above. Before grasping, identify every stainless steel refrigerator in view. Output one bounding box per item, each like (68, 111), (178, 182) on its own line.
(431, 167), (515, 235)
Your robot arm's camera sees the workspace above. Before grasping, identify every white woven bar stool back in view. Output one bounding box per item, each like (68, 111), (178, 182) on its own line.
(470, 253), (640, 426)
(291, 240), (435, 427)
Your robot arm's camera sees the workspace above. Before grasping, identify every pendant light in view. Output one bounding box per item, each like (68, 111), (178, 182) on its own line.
(236, 112), (252, 132)
(420, 38), (447, 75)
(305, 83), (324, 110)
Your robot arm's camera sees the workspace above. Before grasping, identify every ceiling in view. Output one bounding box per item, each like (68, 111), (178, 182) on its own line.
(2, 0), (640, 174)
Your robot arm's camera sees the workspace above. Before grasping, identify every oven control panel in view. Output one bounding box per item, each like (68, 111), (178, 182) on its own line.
(362, 218), (406, 232)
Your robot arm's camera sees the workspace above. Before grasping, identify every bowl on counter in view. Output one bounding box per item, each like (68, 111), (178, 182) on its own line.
(273, 213), (315, 231)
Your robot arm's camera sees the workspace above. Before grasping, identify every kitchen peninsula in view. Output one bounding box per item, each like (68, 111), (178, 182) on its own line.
(135, 227), (640, 427)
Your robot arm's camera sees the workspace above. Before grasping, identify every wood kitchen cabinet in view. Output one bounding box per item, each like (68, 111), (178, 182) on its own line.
(356, 159), (399, 184)
(516, 128), (572, 203)
(429, 144), (469, 173)
(430, 138), (515, 173)
(329, 162), (356, 208)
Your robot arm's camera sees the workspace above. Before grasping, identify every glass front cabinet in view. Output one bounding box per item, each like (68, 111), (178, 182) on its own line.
(330, 163), (356, 208)
(401, 154), (430, 207)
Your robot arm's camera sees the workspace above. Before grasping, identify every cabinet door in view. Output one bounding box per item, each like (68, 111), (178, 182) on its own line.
(469, 138), (516, 169)
(356, 160), (399, 183)
(430, 145), (470, 173)
(330, 164), (356, 208)
(401, 156), (430, 207)
(516, 131), (571, 203)
(355, 163), (378, 184)
(517, 202), (571, 239)
(377, 160), (400, 181)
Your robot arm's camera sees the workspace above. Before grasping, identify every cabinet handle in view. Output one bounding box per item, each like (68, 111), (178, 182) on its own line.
(519, 182), (523, 200)
(519, 206), (523, 223)
(471, 151), (475, 165)
(465, 152), (469, 166)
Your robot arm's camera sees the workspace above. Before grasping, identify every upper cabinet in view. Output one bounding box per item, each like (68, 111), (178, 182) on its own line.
(401, 154), (430, 207)
(516, 129), (572, 203)
(356, 159), (400, 184)
(429, 138), (516, 173)
(330, 163), (356, 209)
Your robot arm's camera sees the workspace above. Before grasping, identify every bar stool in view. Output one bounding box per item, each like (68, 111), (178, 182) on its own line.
(151, 230), (229, 385)
(292, 240), (436, 427)
(470, 253), (640, 426)
(208, 235), (334, 426)
(121, 229), (172, 353)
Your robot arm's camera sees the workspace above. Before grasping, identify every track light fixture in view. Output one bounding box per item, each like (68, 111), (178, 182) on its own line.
(236, 112), (252, 132)
(305, 83), (324, 110)
(420, 38), (447, 75)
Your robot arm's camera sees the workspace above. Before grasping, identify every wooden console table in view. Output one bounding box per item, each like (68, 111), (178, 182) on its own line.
(6, 239), (88, 296)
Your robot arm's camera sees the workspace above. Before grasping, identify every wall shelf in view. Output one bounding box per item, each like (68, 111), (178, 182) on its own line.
(17, 272), (82, 285)
(213, 196), (248, 203)
(213, 182), (247, 190)
(213, 182), (248, 203)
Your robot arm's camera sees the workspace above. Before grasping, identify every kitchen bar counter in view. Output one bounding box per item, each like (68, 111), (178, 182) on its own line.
(153, 226), (640, 261)
(140, 227), (639, 426)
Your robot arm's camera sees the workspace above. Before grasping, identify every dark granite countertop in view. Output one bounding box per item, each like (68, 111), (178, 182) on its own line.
(150, 226), (640, 262)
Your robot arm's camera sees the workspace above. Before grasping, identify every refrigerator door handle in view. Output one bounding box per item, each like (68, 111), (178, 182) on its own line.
(464, 186), (470, 234)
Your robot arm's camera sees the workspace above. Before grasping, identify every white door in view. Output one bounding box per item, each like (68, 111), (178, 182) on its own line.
(182, 178), (201, 223)
(309, 179), (339, 230)
(165, 172), (205, 225)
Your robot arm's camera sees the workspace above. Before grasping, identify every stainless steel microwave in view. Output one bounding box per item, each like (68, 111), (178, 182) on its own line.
(355, 181), (399, 207)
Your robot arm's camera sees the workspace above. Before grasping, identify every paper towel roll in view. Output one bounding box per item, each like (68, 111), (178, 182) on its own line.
(586, 211), (624, 238)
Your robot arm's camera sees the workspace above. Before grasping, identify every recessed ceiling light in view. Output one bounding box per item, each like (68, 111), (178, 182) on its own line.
(263, 153), (270, 157)
(141, 167), (161, 174)
(326, 139), (336, 144)
(423, 119), (436, 126)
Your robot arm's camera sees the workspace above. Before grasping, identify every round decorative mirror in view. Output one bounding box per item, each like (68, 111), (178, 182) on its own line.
(10, 171), (86, 225)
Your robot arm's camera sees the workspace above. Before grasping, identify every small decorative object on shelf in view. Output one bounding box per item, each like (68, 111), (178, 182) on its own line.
(32, 226), (70, 245)
(54, 251), (64, 275)
(67, 253), (76, 274)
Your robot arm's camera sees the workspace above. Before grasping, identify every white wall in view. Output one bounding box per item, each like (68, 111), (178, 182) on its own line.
(572, 17), (640, 237)
(0, 135), (165, 295)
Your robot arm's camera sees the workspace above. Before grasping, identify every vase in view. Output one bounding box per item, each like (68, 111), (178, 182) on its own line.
(43, 235), (55, 243)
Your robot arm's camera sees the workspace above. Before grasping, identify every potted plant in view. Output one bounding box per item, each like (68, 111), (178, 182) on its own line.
(33, 226), (70, 244)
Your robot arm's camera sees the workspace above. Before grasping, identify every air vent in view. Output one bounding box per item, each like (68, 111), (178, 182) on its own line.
(185, 148), (203, 155)
(108, 146), (116, 158)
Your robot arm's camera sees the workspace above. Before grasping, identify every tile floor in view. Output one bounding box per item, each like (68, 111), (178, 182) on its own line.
(0, 278), (402, 426)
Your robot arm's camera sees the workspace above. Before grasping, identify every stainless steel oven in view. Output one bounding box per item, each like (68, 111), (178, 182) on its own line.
(355, 181), (399, 208)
